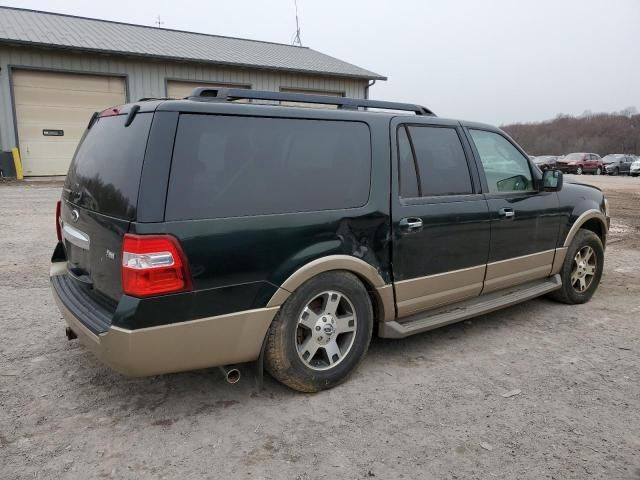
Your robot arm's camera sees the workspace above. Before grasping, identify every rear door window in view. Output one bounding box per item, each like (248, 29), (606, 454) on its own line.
(165, 114), (371, 220)
(64, 113), (153, 219)
(397, 125), (473, 198)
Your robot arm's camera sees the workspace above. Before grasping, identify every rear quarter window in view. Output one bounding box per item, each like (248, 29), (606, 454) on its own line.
(64, 113), (153, 219)
(165, 114), (372, 220)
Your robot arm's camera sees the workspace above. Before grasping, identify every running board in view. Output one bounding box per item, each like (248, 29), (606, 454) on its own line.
(379, 274), (562, 339)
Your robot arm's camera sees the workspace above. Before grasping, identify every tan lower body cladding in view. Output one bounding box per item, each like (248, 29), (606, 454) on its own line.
(51, 273), (279, 377)
(483, 249), (555, 294)
(395, 265), (485, 317)
(395, 249), (560, 319)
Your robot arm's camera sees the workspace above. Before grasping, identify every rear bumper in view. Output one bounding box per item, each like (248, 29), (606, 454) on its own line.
(50, 263), (278, 376)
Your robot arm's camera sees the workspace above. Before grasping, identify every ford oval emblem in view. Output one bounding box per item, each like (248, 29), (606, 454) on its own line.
(71, 209), (80, 223)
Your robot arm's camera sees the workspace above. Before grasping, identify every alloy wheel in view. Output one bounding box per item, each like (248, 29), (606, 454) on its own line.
(570, 245), (597, 293)
(296, 290), (357, 371)
(577, 167), (583, 175)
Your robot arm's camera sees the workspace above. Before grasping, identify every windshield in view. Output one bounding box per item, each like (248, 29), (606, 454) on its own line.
(602, 155), (621, 163)
(562, 153), (584, 161)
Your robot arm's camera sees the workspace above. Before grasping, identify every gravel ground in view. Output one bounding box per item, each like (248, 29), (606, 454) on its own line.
(1, 175), (639, 480)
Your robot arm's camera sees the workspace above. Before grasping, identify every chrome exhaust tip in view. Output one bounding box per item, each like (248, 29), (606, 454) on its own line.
(219, 365), (241, 384)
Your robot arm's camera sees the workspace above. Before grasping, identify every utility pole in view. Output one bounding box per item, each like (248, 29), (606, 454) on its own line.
(155, 15), (164, 28)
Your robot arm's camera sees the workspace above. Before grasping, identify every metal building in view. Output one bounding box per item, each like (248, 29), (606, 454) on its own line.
(0, 7), (385, 176)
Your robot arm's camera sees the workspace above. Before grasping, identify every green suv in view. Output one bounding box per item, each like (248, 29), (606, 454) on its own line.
(51, 89), (609, 392)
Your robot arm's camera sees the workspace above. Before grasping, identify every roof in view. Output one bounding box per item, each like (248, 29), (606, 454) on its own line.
(0, 7), (386, 81)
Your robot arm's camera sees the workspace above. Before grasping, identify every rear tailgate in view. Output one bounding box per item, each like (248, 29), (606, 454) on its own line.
(60, 111), (153, 302)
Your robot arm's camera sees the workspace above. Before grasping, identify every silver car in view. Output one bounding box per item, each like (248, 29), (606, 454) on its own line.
(602, 154), (634, 175)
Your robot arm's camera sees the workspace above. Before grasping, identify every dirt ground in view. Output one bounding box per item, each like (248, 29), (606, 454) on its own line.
(1, 175), (639, 480)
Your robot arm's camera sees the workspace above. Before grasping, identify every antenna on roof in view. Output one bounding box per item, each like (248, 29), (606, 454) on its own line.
(291, 0), (303, 46)
(155, 15), (164, 28)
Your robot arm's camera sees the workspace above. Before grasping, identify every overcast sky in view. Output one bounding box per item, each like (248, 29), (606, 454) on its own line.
(5, 0), (639, 125)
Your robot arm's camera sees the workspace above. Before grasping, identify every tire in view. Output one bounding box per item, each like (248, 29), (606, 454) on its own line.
(548, 229), (604, 304)
(632, 174), (638, 177)
(595, 167), (602, 175)
(576, 167), (583, 175)
(264, 271), (374, 392)
(613, 167), (619, 176)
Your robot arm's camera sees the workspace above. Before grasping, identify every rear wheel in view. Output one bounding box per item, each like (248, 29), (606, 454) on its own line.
(595, 167), (602, 175)
(264, 271), (373, 392)
(548, 229), (604, 304)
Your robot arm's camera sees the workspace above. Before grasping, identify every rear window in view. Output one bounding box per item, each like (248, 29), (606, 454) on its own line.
(64, 113), (152, 219)
(165, 114), (371, 220)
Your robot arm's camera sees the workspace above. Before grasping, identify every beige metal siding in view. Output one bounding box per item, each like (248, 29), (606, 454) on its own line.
(12, 70), (126, 176)
(166, 80), (249, 99)
(0, 46), (369, 162)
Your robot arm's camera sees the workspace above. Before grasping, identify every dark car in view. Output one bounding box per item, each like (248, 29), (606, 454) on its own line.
(555, 153), (604, 175)
(602, 154), (634, 175)
(533, 155), (558, 171)
(50, 89), (609, 392)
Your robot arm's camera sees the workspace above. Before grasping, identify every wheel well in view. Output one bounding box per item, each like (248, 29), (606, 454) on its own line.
(350, 272), (383, 326)
(580, 218), (605, 244)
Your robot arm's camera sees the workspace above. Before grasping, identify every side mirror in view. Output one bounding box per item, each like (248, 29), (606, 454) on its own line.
(541, 169), (563, 192)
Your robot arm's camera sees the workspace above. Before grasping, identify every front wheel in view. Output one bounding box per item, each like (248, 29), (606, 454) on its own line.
(548, 229), (604, 304)
(264, 271), (373, 392)
(576, 167), (583, 175)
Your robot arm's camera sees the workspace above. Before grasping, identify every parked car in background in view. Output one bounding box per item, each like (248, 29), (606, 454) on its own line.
(602, 154), (634, 175)
(555, 153), (603, 175)
(631, 159), (640, 177)
(533, 155), (558, 171)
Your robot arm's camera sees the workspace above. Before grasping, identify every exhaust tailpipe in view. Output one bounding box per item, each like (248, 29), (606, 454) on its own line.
(65, 327), (77, 341)
(219, 365), (241, 384)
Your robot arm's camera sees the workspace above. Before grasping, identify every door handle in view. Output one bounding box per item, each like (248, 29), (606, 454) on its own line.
(399, 217), (423, 232)
(498, 207), (515, 219)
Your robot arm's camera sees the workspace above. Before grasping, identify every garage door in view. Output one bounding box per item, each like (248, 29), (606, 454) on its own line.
(280, 87), (344, 109)
(167, 80), (249, 99)
(12, 70), (126, 176)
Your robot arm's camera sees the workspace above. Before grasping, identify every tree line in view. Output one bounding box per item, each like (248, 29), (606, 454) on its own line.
(501, 108), (640, 156)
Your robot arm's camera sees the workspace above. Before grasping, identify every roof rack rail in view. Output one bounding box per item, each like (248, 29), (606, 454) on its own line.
(188, 87), (435, 116)
(138, 97), (173, 101)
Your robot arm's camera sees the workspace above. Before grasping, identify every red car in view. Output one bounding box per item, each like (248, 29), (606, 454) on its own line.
(555, 153), (603, 175)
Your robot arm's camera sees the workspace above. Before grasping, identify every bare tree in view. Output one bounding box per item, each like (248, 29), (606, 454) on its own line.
(502, 110), (640, 156)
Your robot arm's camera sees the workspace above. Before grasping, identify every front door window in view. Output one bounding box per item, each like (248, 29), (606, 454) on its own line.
(469, 129), (534, 193)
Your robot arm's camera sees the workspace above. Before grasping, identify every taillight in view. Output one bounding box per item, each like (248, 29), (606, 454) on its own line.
(121, 234), (192, 297)
(56, 200), (62, 242)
